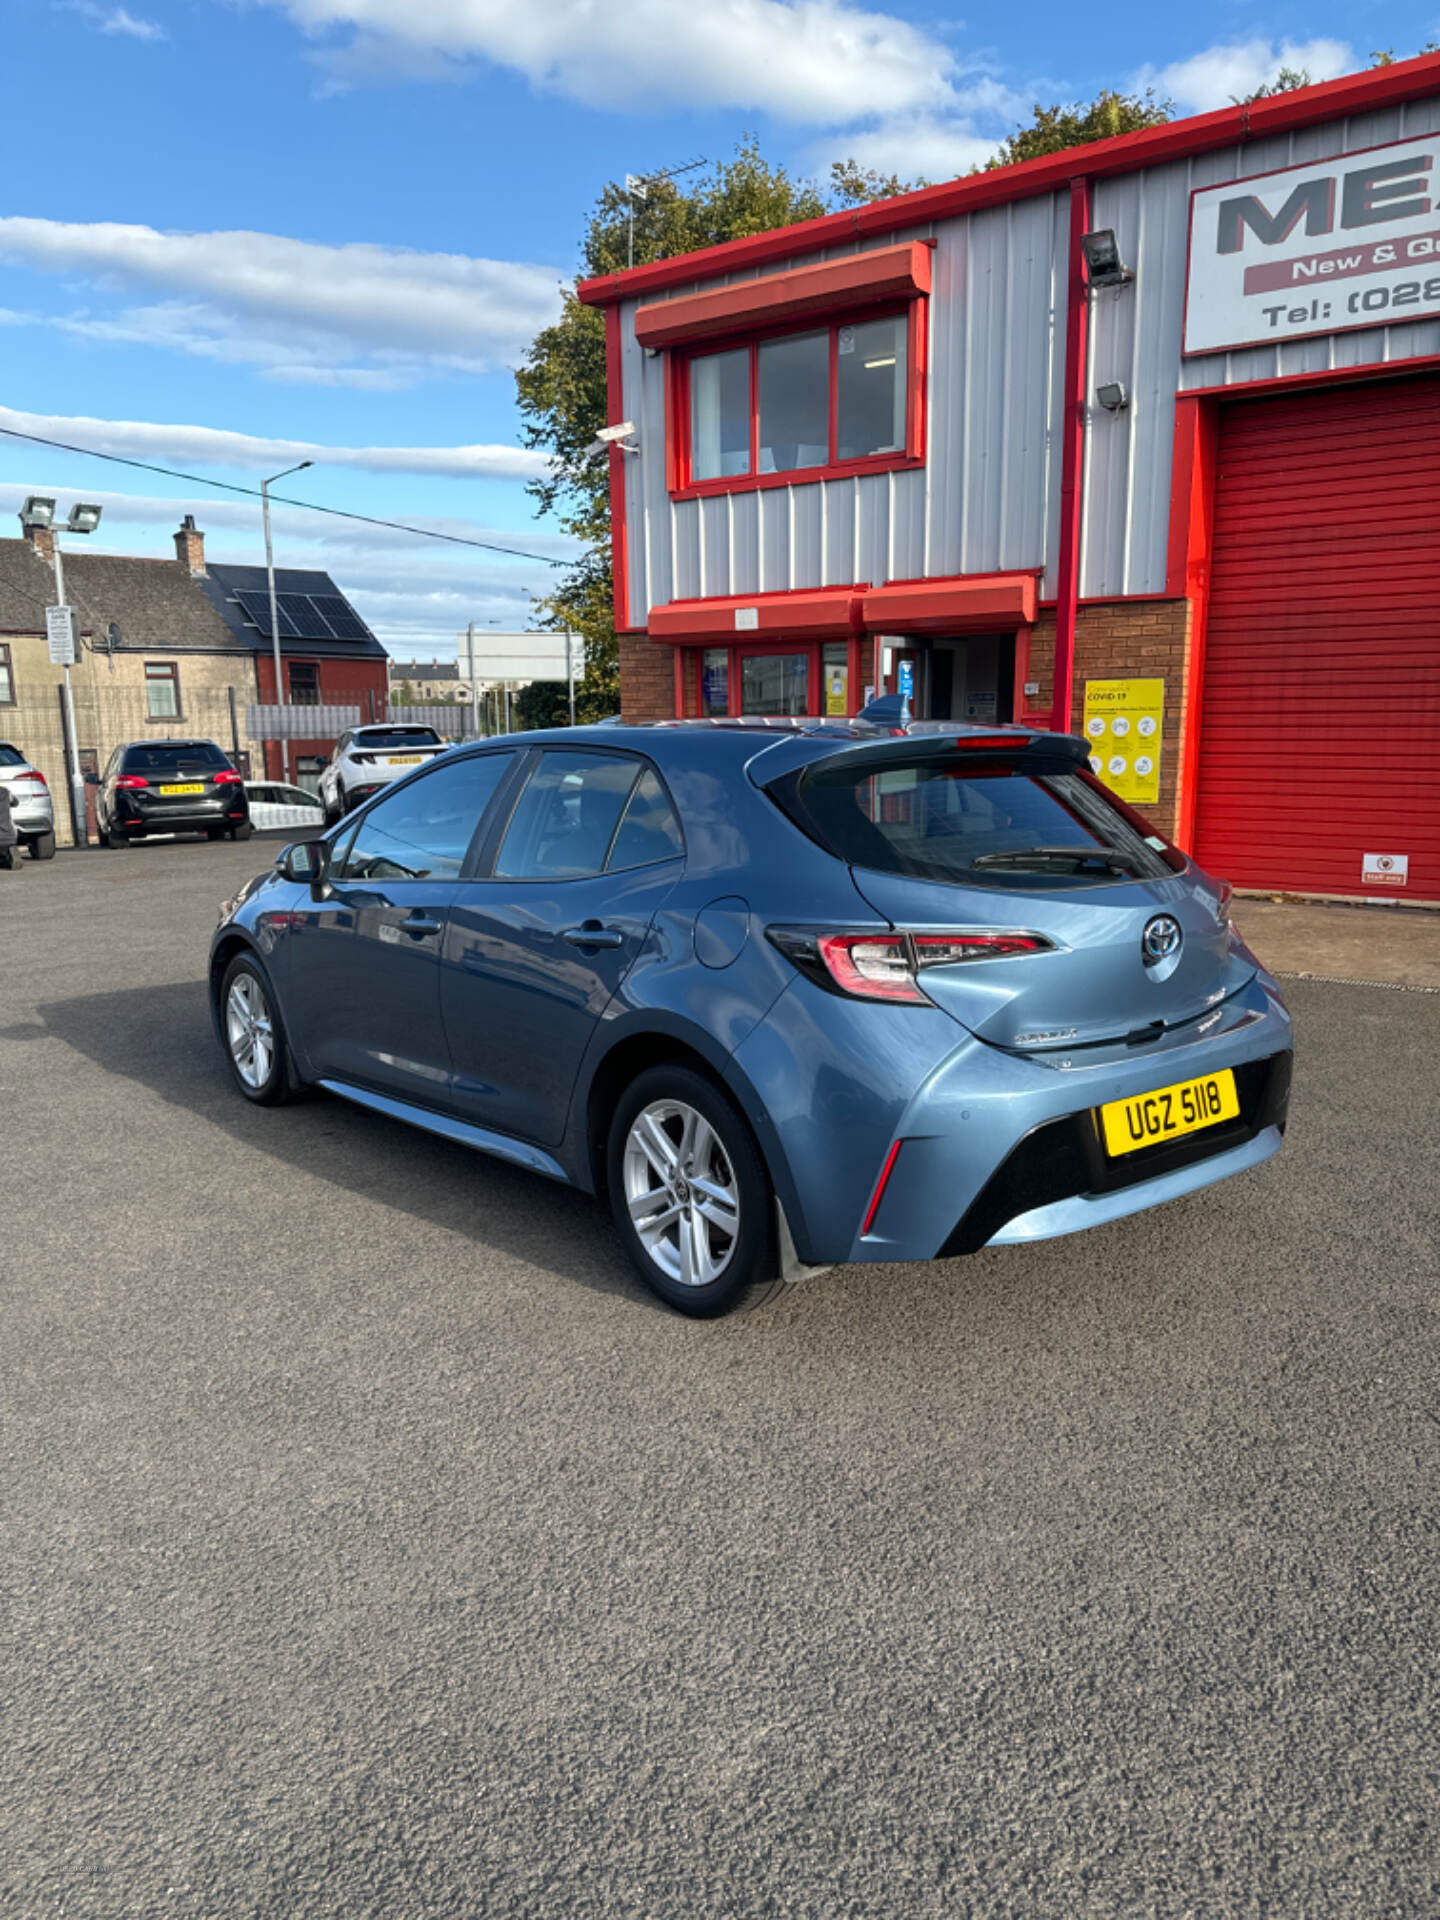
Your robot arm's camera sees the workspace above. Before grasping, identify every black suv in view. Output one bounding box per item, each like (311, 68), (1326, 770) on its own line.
(97, 739), (252, 848)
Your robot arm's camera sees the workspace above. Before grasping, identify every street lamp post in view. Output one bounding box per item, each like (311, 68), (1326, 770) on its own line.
(261, 462), (312, 783)
(21, 496), (103, 849)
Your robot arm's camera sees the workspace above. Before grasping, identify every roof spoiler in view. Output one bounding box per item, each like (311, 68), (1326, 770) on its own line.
(753, 725), (1093, 790)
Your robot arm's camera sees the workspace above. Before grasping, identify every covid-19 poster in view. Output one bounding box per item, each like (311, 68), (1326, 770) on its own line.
(1082, 678), (1164, 806)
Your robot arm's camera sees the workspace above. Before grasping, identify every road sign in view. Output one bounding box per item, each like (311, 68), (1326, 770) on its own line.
(46, 606), (76, 666)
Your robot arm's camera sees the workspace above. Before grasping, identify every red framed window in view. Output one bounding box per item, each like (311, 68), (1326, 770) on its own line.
(669, 301), (926, 498)
(690, 638), (862, 718)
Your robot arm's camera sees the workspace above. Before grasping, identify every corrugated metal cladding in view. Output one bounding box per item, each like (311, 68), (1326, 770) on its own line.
(619, 93), (1440, 628)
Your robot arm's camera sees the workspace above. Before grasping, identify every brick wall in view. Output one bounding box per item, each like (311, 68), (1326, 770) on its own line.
(1025, 599), (1192, 839)
(619, 633), (675, 725)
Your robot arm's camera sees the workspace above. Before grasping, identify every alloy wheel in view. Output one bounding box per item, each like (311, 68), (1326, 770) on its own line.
(622, 1098), (740, 1288)
(226, 972), (275, 1091)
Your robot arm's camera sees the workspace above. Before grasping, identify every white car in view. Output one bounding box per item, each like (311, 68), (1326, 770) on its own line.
(0, 741), (57, 860)
(244, 781), (327, 834)
(317, 725), (447, 823)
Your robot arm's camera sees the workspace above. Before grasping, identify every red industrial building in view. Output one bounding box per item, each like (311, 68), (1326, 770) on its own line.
(579, 55), (1440, 902)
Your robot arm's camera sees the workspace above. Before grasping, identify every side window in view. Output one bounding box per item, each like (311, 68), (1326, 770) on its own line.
(607, 768), (684, 872)
(494, 752), (641, 881)
(337, 752), (514, 882)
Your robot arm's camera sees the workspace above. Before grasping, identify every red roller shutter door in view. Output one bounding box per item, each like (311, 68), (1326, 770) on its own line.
(1193, 377), (1440, 901)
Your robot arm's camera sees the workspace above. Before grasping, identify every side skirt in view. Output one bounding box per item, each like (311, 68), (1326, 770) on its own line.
(318, 1079), (572, 1184)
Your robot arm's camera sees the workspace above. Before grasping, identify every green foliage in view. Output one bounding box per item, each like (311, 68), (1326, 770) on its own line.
(515, 138), (859, 717)
(987, 89), (1172, 169)
(1370, 43), (1439, 65)
(389, 677), (417, 707)
(1235, 65), (1312, 103)
(828, 158), (926, 205)
(514, 679), (574, 730)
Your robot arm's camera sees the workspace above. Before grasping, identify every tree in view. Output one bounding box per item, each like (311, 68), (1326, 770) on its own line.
(514, 679), (572, 730)
(828, 158), (925, 204)
(390, 677), (417, 707)
(515, 139), (900, 721)
(987, 89), (1171, 169)
(1235, 65), (1311, 103)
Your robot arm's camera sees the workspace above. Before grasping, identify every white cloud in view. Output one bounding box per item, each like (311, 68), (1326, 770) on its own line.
(269, 0), (958, 122)
(58, 1), (167, 39)
(1135, 38), (1355, 114)
(815, 113), (1000, 182)
(0, 405), (550, 483)
(0, 217), (564, 380)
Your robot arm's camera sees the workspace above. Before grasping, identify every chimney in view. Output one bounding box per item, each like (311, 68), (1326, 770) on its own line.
(174, 514), (206, 575)
(23, 521), (54, 564)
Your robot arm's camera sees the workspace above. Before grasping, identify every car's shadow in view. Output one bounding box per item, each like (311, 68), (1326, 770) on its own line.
(36, 977), (659, 1310)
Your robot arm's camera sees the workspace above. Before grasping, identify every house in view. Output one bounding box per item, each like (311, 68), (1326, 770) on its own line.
(199, 551), (388, 787)
(578, 54), (1440, 903)
(390, 658), (472, 703)
(0, 516), (259, 842)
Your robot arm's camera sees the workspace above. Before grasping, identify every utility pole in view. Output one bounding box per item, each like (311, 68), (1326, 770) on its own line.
(466, 623), (482, 738)
(261, 460), (313, 783)
(565, 628), (575, 726)
(50, 539), (87, 849)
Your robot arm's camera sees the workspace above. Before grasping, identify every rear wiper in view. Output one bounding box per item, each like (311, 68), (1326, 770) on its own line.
(971, 844), (1133, 873)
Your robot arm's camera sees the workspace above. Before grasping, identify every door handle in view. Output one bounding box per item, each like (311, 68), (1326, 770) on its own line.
(403, 914), (442, 937)
(562, 922), (624, 949)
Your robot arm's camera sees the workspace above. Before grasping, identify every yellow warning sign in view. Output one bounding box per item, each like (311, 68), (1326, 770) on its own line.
(1082, 678), (1164, 806)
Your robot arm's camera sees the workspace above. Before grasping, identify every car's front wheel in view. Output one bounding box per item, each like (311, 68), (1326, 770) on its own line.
(607, 1064), (781, 1317)
(26, 831), (56, 860)
(220, 954), (298, 1106)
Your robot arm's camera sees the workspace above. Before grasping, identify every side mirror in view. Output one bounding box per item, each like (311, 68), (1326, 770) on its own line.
(279, 839), (330, 885)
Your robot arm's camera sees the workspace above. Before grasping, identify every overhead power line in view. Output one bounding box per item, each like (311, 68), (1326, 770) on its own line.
(0, 424), (568, 566)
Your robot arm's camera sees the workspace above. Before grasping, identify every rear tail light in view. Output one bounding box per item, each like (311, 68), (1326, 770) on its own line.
(352, 752), (374, 765)
(114, 774), (148, 790)
(12, 769), (47, 787)
(767, 926), (1054, 1004)
(214, 769), (243, 786)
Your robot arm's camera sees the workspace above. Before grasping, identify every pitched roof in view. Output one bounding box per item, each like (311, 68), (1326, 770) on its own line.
(202, 564), (387, 660)
(395, 658), (460, 680)
(0, 539), (241, 651)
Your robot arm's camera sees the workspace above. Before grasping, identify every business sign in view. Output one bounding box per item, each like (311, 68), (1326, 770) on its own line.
(45, 605), (76, 665)
(456, 630), (574, 682)
(1083, 677), (1163, 806)
(1185, 133), (1440, 356)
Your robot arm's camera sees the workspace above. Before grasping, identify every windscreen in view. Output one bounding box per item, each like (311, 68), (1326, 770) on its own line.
(0, 746), (25, 767)
(782, 756), (1186, 890)
(355, 728), (442, 750)
(122, 742), (229, 773)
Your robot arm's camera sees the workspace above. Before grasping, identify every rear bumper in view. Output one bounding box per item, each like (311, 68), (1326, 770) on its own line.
(730, 969), (1293, 1266)
(117, 796), (248, 833)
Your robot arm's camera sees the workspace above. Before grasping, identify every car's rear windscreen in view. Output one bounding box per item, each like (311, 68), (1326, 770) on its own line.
(355, 728), (442, 750)
(0, 746), (26, 767)
(773, 755), (1187, 889)
(122, 742), (230, 773)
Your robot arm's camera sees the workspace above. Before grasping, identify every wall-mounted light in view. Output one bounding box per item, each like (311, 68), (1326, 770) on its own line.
(1096, 382), (1130, 413)
(1081, 229), (1133, 288)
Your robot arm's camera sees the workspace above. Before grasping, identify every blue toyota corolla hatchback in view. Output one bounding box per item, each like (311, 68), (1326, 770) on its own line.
(211, 719), (1292, 1316)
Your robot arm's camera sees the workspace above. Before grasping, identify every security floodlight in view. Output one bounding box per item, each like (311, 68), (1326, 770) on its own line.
(67, 503), (103, 533)
(1096, 382), (1130, 413)
(588, 421), (639, 460)
(20, 495), (55, 529)
(1081, 229), (1133, 288)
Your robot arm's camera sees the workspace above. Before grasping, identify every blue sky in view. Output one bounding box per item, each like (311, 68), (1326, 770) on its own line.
(4, 0), (1434, 659)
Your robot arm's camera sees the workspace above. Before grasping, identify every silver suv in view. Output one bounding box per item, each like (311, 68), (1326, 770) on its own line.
(0, 742), (57, 860)
(318, 724), (447, 824)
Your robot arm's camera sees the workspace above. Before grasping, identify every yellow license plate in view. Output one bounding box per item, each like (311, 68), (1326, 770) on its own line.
(387, 755), (423, 765)
(1100, 1068), (1240, 1157)
(159, 782), (205, 795)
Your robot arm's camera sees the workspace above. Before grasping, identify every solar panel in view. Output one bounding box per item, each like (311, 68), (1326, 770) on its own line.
(277, 594), (334, 640)
(310, 595), (369, 640)
(236, 590), (300, 639)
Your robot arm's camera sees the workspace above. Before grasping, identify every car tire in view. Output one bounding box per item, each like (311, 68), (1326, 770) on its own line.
(219, 953), (299, 1106)
(231, 821), (254, 841)
(104, 824), (129, 850)
(26, 831), (56, 861)
(607, 1063), (782, 1318)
